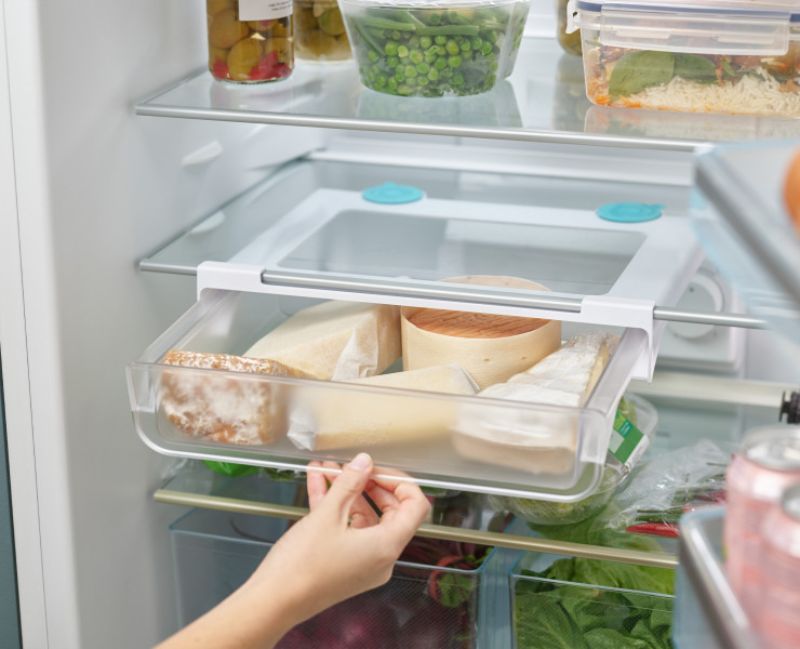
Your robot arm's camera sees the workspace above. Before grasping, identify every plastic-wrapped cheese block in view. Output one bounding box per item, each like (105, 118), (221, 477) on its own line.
(159, 351), (309, 446)
(402, 276), (561, 390)
(245, 301), (402, 380)
(453, 334), (617, 474)
(288, 365), (479, 450)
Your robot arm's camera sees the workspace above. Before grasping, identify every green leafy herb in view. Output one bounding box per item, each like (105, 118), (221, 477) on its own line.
(609, 51), (675, 99)
(436, 573), (475, 608)
(515, 592), (589, 649)
(673, 54), (717, 83)
(585, 628), (657, 649)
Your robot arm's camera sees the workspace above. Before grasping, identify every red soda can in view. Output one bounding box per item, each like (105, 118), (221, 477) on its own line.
(725, 426), (800, 616)
(759, 483), (800, 649)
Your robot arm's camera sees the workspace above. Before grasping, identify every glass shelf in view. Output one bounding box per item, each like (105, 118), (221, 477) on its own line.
(695, 141), (800, 346)
(137, 38), (800, 153)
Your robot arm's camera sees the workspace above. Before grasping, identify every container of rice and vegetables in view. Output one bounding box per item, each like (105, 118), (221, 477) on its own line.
(571, 0), (800, 118)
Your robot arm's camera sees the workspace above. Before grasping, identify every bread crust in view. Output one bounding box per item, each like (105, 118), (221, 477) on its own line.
(160, 350), (308, 446)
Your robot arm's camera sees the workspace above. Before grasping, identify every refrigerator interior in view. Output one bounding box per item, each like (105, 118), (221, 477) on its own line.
(0, 1), (798, 648)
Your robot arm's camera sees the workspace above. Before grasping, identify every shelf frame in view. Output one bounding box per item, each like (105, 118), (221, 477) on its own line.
(154, 488), (678, 569)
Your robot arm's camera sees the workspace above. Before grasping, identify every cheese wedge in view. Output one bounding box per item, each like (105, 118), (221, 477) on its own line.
(288, 365), (479, 450)
(402, 275), (561, 390)
(159, 350), (309, 446)
(245, 301), (401, 381)
(453, 334), (617, 474)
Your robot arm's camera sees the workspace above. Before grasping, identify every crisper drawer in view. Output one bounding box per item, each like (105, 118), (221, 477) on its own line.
(170, 506), (504, 648)
(127, 289), (646, 501)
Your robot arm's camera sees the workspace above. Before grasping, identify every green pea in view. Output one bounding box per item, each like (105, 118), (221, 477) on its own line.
(434, 57), (447, 71)
(395, 68), (405, 80)
(405, 65), (418, 78)
(391, 30), (402, 40)
(481, 42), (493, 56)
(397, 45), (409, 58)
(410, 50), (424, 64)
(375, 76), (387, 90)
(471, 37), (482, 50)
(448, 55), (462, 68)
(398, 84), (413, 96)
(384, 41), (398, 56)
(424, 47), (438, 64)
(460, 39), (471, 52)
(434, 35), (447, 46)
(437, 45), (447, 56)
(367, 50), (379, 63)
(408, 36), (420, 48)
(387, 56), (400, 68)
(452, 72), (465, 86)
(427, 68), (439, 81)
(446, 39), (459, 55)
(419, 36), (432, 49)
(416, 62), (429, 74)
(417, 76), (429, 87)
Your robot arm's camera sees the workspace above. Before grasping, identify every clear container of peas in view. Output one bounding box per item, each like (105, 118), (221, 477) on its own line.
(339, 0), (530, 97)
(206, 0), (294, 83)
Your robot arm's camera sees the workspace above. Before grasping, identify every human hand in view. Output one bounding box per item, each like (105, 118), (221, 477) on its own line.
(246, 453), (431, 634)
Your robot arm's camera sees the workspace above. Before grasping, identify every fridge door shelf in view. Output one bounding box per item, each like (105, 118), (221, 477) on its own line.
(695, 141), (800, 346)
(135, 38), (800, 153)
(141, 161), (704, 379)
(127, 289), (647, 502)
(675, 507), (758, 649)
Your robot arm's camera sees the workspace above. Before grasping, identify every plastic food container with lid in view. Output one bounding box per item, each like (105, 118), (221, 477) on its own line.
(339, 0), (531, 97)
(206, 0), (294, 83)
(570, 0), (800, 117)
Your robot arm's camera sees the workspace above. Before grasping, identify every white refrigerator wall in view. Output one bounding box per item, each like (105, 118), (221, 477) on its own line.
(0, 1), (315, 647)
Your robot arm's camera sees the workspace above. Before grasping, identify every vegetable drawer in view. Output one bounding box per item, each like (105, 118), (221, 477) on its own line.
(511, 552), (675, 649)
(128, 289), (646, 501)
(170, 506), (502, 648)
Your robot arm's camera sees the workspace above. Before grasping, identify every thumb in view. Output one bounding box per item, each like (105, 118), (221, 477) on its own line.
(323, 453), (373, 522)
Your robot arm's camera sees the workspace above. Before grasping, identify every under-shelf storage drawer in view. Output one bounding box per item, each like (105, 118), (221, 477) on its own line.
(511, 552), (675, 649)
(128, 289), (646, 501)
(170, 506), (500, 648)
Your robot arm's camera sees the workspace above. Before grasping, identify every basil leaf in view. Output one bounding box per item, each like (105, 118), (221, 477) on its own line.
(674, 54), (717, 84)
(609, 51), (675, 99)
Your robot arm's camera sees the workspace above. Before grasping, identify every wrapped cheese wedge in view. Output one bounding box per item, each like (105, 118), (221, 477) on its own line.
(288, 365), (479, 450)
(245, 301), (401, 380)
(402, 276), (561, 390)
(159, 350), (309, 446)
(453, 333), (618, 475)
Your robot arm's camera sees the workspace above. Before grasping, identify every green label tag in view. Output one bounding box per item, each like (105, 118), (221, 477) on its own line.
(610, 411), (647, 466)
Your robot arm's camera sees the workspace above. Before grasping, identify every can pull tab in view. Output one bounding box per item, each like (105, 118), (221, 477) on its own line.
(780, 391), (800, 424)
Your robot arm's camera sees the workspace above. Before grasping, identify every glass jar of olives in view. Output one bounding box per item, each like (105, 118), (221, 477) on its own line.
(206, 0), (294, 83)
(294, 0), (351, 61)
(556, 0), (581, 56)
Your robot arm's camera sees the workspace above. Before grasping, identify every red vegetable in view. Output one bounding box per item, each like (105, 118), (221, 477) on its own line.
(311, 598), (399, 649)
(626, 522), (680, 538)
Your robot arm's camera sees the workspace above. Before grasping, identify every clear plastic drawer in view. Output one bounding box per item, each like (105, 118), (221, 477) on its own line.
(128, 290), (646, 501)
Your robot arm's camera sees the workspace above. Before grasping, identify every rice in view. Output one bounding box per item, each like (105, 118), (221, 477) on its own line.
(625, 68), (800, 118)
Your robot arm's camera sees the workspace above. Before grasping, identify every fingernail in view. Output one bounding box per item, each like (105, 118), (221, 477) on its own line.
(348, 453), (372, 471)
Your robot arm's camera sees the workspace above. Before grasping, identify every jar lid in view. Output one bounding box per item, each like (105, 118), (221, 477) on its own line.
(344, 0), (522, 6)
(596, 202), (663, 223)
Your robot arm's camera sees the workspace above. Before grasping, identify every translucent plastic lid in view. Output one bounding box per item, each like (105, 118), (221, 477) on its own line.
(575, 0), (798, 54)
(577, 0), (799, 16)
(344, 0), (521, 6)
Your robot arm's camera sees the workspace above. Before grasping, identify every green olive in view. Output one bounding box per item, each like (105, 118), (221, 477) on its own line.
(208, 9), (251, 49)
(318, 9), (346, 37)
(206, 0), (234, 16)
(227, 38), (262, 80)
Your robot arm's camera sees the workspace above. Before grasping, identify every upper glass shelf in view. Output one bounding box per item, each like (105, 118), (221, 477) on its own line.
(694, 140), (800, 346)
(137, 38), (800, 153)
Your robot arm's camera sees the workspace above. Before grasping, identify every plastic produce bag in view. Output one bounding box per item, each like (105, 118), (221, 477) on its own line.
(607, 440), (728, 537)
